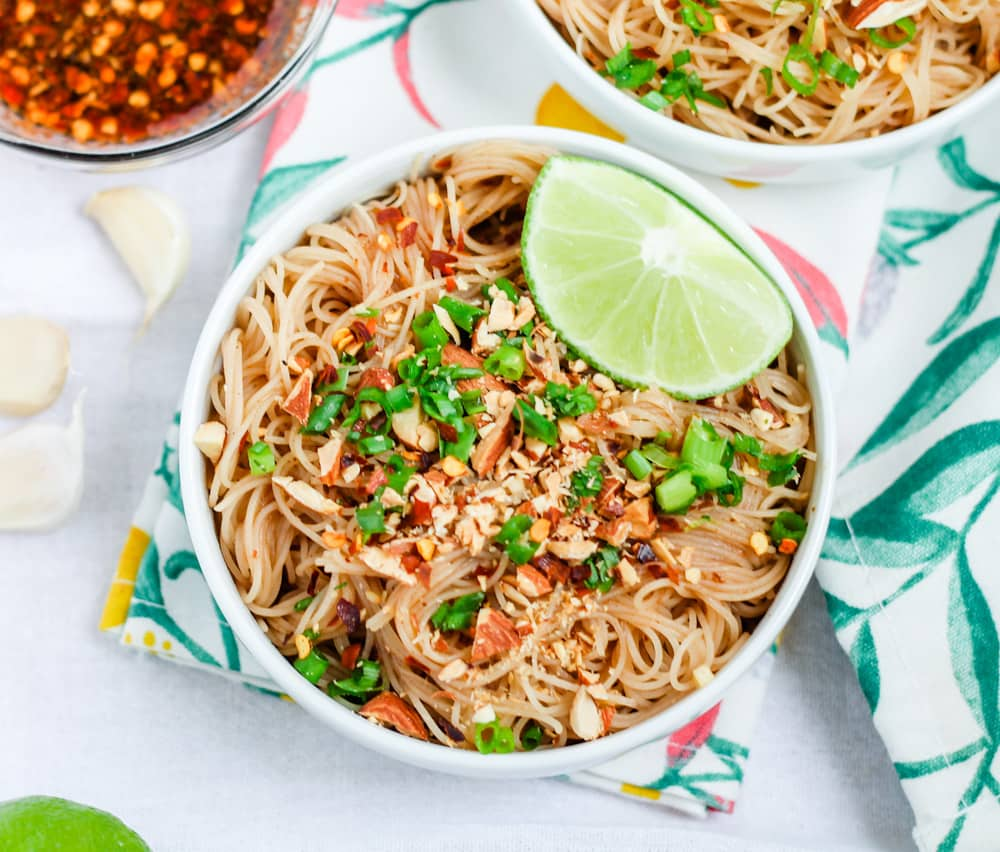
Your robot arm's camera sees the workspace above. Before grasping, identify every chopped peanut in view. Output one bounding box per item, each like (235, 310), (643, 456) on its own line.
(441, 455), (468, 478)
(193, 420), (226, 464)
(693, 665), (715, 688)
(528, 518), (551, 543)
(416, 538), (436, 561)
(294, 633), (311, 660)
(749, 531), (770, 555)
(684, 567), (702, 584)
(887, 52), (909, 75)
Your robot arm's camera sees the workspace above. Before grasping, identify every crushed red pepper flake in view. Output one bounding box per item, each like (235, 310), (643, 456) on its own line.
(0, 0), (282, 143)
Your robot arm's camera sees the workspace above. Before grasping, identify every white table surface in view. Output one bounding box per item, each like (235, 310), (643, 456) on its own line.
(0, 124), (917, 852)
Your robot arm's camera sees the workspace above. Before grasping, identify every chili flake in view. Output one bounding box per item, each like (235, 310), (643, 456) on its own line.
(0, 0), (284, 143)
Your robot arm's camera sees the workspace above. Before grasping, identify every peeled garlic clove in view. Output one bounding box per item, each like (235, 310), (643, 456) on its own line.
(0, 316), (70, 416)
(85, 186), (191, 329)
(0, 394), (85, 532)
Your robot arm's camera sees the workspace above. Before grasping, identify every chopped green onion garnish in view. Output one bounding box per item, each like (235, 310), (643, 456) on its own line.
(584, 545), (620, 593)
(355, 501), (385, 534)
(483, 344), (525, 380)
(603, 43), (658, 90)
(681, 419), (727, 468)
(385, 454), (416, 494)
(819, 50), (859, 87)
(247, 441), (276, 476)
(294, 596), (314, 612)
(717, 471), (745, 507)
(868, 16), (916, 49)
(354, 307), (380, 318)
(316, 367), (350, 394)
(520, 722), (543, 751)
(544, 381), (597, 417)
(485, 276), (519, 303)
(440, 419), (477, 463)
(438, 296), (487, 333)
(474, 720), (516, 755)
(413, 310), (450, 350)
(771, 510), (807, 544)
(460, 390), (487, 415)
(654, 430), (672, 445)
(624, 449), (654, 480)
(641, 444), (680, 469)
(293, 649), (328, 683)
(430, 592), (485, 632)
(680, 0), (714, 35)
(496, 514), (533, 544)
(673, 49), (692, 67)
(494, 514), (539, 565)
(655, 469), (698, 514)
(302, 393), (345, 434)
(639, 89), (670, 111)
(782, 43), (820, 97)
(761, 67), (774, 96)
(358, 434), (394, 455)
(328, 659), (382, 700)
(513, 398), (557, 446)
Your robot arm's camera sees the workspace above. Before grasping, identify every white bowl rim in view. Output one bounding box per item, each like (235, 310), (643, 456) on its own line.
(512, 0), (1000, 168)
(179, 124), (837, 779)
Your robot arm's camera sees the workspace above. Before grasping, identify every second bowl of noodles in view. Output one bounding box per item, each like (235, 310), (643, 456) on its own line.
(179, 125), (836, 778)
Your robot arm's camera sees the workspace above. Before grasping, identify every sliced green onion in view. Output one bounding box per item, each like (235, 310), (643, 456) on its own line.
(690, 461), (729, 491)
(420, 391), (460, 424)
(293, 650), (328, 683)
(440, 419), (477, 463)
(513, 398), (557, 446)
(354, 307), (380, 318)
(430, 592), (485, 632)
(358, 434), (394, 455)
(385, 454), (416, 494)
(544, 381), (597, 417)
(680, 0), (714, 35)
(302, 394), (345, 434)
(520, 723), (543, 751)
(695, 89), (727, 109)
(868, 16), (916, 50)
(483, 344), (525, 380)
(820, 50), (859, 87)
(438, 296), (487, 333)
(672, 49), (692, 67)
(681, 419), (727, 468)
(654, 430), (672, 446)
(771, 510), (807, 544)
(382, 384), (413, 414)
(506, 540), (540, 566)
(570, 455), (605, 500)
(782, 42), (821, 96)
(718, 470), (745, 507)
(460, 390), (486, 415)
(247, 441), (276, 476)
(316, 367), (350, 394)
(294, 596), (314, 612)
(474, 720), (516, 755)
(355, 501), (385, 534)
(639, 89), (670, 111)
(655, 469), (698, 514)
(761, 67), (774, 96)
(641, 444), (680, 469)
(496, 514), (533, 544)
(485, 277), (519, 303)
(328, 659), (382, 700)
(413, 310), (450, 351)
(624, 449), (653, 480)
(603, 43), (658, 90)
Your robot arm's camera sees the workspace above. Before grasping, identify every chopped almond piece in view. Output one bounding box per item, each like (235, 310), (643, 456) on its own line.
(779, 538), (799, 555)
(570, 685), (603, 740)
(693, 665), (714, 688)
(272, 476), (339, 515)
(599, 704), (615, 734)
(470, 402), (513, 477)
(317, 433), (344, 485)
(416, 538), (436, 561)
(622, 498), (656, 539)
(617, 558), (639, 589)
(685, 567), (702, 584)
(441, 344), (506, 393)
(321, 530), (346, 549)
(548, 539), (599, 562)
(470, 608), (521, 662)
(280, 368), (313, 424)
(359, 693), (428, 740)
(441, 455), (468, 478)
(516, 564), (553, 598)
(193, 421), (225, 464)
(749, 531), (770, 555)
(358, 547), (416, 586)
(437, 658), (468, 682)
(358, 367), (394, 391)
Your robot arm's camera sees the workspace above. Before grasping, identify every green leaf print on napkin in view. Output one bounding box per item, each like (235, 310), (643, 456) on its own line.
(849, 317), (1000, 468)
(939, 139), (1000, 194)
(850, 622), (880, 713)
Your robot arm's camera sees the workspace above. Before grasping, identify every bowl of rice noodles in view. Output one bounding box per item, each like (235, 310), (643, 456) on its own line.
(179, 126), (835, 778)
(515, 0), (1000, 182)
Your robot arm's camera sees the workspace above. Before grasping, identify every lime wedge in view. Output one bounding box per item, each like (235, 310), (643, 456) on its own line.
(522, 156), (792, 398)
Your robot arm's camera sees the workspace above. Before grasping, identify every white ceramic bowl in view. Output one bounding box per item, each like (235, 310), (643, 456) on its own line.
(511, 0), (1000, 184)
(179, 125), (836, 779)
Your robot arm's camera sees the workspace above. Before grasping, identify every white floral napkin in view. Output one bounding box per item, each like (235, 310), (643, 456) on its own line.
(96, 0), (959, 825)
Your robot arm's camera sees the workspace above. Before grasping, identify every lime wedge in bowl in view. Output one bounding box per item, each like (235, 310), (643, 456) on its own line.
(522, 156), (792, 398)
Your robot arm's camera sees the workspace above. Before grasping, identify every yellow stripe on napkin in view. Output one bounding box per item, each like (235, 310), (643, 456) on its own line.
(620, 783), (661, 801)
(99, 525), (149, 631)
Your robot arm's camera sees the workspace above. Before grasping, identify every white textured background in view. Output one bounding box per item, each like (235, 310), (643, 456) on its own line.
(0, 123), (915, 851)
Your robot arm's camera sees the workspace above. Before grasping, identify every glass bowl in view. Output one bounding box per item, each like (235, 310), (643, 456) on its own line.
(0, 0), (336, 171)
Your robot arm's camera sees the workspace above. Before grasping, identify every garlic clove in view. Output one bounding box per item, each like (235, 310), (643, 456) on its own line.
(0, 315), (70, 416)
(0, 393), (85, 531)
(85, 186), (191, 329)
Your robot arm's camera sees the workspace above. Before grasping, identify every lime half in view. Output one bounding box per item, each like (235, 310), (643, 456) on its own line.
(522, 156), (792, 398)
(0, 796), (150, 851)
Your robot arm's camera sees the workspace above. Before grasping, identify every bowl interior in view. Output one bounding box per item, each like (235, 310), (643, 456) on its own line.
(179, 125), (836, 779)
(0, 0), (333, 165)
